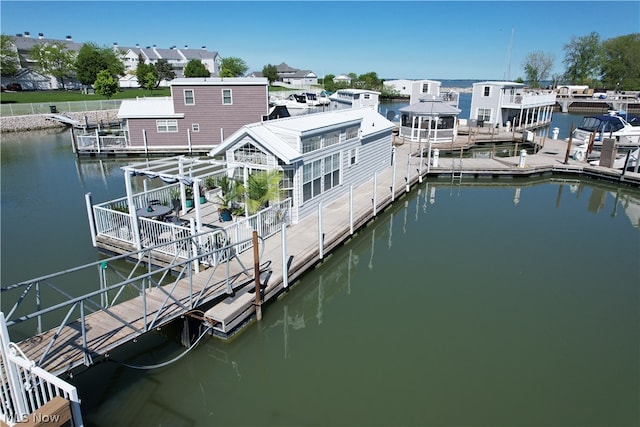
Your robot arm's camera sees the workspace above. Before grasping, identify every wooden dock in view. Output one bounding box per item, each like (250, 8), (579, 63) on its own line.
(10, 133), (640, 376)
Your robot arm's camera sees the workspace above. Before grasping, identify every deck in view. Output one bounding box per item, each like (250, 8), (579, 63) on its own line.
(7, 133), (640, 377)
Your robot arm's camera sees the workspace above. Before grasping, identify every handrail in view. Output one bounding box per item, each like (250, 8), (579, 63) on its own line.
(1, 229), (266, 370)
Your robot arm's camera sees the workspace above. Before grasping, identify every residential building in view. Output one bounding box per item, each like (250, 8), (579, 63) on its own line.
(208, 107), (395, 223)
(469, 81), (556, 130)
(118, 77), (269, 149)
(3, 33), (220, 89)
(328, 89), (380, 111)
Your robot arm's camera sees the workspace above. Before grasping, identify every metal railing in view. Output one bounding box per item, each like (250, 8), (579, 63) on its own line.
(1, 100), (122, 117)
(0, 229), (264, 372)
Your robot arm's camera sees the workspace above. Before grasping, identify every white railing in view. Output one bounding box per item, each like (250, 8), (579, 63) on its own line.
(399, 126), (455, 142)
(503, 92), (557, 107)
(0, 100), (122, 117)
(76, 134), (127, 150)
(0, 313), (83, 427)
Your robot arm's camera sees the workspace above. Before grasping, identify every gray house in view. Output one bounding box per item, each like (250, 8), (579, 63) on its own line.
(118, 77), (269, 149)
(208, 107), (395, 223)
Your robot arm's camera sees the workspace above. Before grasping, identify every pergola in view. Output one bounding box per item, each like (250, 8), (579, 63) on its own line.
(121, 155), (230, 234)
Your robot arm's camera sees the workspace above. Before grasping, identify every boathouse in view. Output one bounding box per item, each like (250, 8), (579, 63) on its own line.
(469, 81), (556, 131)
(117, 77), (269, 150)
(209, 107), (395, 223)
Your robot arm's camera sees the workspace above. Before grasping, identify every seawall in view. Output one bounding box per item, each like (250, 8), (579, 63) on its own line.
(0, 110), (119, 133)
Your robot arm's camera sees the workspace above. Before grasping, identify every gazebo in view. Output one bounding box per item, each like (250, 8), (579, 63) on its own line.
(398, 94), (462, 144)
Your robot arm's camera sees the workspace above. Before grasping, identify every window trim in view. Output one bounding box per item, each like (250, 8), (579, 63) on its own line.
(192, 123), (200, 132)
(184, 89), (195, 105)
(222, 89), (232, 105)
(156, 119), (178, 133)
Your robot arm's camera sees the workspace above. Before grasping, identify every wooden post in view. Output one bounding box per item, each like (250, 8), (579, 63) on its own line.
(564, 123), (575, 164)
(587, 130), (596, 156)
(253, 230), (262, 321)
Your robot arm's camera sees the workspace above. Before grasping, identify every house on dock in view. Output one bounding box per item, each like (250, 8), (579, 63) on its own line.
(328, 88), (381, 112)
(209, 106), (395, 223)
(469, 81), (556, 131)
(117, 77), (269, 151)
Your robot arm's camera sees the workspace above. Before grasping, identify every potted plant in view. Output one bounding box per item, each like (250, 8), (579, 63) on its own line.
(185, 186), (194, 208)
(198, 183), (207, 204)
(216, 175), (243, 222)
(203, 176), (220, 202)
(169, 188), (181, 210)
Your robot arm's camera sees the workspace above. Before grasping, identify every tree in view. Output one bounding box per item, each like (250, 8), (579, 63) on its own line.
(600, 33), (640, 91)
(93, 69), (119, 98)
(358, 71), (382, 90)
(1, 34), (20, 76)
(562, 32), (603, 86)
(220, 57), (248, 77)
(29, 41), (76, 89)
(183, 59), (210, 77)
(262, 64), (278, 85)
(245, 170), (282, 215)
(75, 43), (125, 87)
(522, 51), (554, 88)
(154, 58), (176, 88)
(136, 61), (157, 89)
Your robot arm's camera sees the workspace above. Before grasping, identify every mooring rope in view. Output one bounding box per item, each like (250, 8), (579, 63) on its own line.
(109, 325), (212, 370)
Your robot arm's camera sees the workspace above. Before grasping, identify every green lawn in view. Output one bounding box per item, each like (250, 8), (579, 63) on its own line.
(1, 85), (299, 104)
(0, 88), (171, 104)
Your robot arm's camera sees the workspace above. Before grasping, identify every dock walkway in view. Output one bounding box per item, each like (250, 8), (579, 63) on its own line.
(11, 134), (640, 375)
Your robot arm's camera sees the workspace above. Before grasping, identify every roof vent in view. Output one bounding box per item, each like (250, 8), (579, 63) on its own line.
(38, 33), (44, 39)
(24, 31), (30, 38)
(66, 35), (72, 41)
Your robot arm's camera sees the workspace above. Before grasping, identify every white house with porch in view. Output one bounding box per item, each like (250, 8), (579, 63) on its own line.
(208, 107), (395, 224)
(470, 81), (556, 131)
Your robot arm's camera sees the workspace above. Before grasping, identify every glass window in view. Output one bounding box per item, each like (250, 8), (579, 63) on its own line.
(222, 89), (232, 105)
(302, 160), (322, 202)
(192, 123), (199, 132)
(233, 143), (268, 165)
(478, 109), (491, 121)
(483, 86), (490, 97)
(156, 120), (178, 133)
(302, 135), (322, 154)
(184, 89), (195, 105)
(324, 153), (340, 191)
(350, 148), (358, 166)
(345, 126), (359, 140)
(323, 131), (340, 148)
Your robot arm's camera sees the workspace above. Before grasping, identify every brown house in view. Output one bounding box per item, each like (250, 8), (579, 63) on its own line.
(118, 77), (269, 149)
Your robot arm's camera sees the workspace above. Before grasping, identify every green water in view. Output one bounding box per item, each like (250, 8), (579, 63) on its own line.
(71, 180), (639, 427)
(1, 130), (638, 426)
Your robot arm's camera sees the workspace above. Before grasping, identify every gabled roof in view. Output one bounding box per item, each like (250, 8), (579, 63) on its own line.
(209, 107), (394, 164)
(153, 48), (183, 61)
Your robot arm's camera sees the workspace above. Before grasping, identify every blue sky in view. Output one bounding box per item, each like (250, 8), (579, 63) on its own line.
(1, 1), (638, 80)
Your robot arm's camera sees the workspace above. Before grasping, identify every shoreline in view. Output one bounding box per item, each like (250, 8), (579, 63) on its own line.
(0, 109), (119, 133)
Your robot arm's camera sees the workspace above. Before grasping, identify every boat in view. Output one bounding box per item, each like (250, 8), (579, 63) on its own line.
(571, 111), (640, 149)
(270, 92), (328, 110)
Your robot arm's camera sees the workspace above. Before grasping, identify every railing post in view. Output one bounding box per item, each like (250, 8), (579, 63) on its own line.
(281, 222), (288, 289)
(372, 172), (378, 217)
(0, 312), (29, 419)
(318, 202), (323, 260)
(85, 193), (97, 247)
(349, 185), (354, 235)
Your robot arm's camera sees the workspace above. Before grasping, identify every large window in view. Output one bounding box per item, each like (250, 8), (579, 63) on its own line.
(156, 119), (178, 133)
(303, 160), (322, 202)
(301, 135), (322, 154)
(345, 126), (359, 140)
(478, 109), (491, 121)
(324, 153), (340, 191)
(233, 143), (268, 165)
(184, 89), (195, 105)
(281, 169), (294, 202)
(302, 154), (341, 202)
(222, 89), (232, 105)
